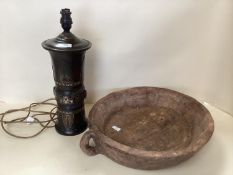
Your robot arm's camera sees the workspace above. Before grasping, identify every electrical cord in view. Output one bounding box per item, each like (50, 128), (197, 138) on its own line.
(0, 98), (58, 139)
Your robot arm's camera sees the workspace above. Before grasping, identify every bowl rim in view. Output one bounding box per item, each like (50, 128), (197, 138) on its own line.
(88, 86), (215, 158)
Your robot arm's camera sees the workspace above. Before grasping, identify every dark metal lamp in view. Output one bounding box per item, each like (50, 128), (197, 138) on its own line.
(42, 9), (91, 136)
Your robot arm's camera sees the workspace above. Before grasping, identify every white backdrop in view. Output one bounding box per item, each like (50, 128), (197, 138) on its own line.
(0, 0), (233, 114)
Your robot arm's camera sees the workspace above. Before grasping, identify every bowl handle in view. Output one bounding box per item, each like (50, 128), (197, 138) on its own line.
(80, 130), (100, 156)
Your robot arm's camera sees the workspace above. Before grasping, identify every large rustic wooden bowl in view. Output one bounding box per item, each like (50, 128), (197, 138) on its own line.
(80, 87), (214, 170)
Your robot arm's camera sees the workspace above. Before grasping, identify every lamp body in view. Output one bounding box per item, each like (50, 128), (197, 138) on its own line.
(50, 51), (88, 135)
(42, 9), (91, 135)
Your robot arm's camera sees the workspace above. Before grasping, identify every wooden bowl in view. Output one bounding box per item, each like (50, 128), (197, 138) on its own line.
(80, 87), (214, 170)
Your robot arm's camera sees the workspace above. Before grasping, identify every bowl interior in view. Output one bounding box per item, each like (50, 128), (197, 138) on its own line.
(89, 87), (212, 152)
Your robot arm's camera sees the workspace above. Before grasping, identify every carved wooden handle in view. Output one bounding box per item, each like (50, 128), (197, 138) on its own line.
(80, 130), (99, 156)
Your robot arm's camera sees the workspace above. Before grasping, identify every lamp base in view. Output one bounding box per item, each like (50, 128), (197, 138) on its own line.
(55, 122), (87, 136)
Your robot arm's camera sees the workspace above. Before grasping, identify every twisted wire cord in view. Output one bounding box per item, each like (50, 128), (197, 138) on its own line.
(0, 98), (58, 139)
